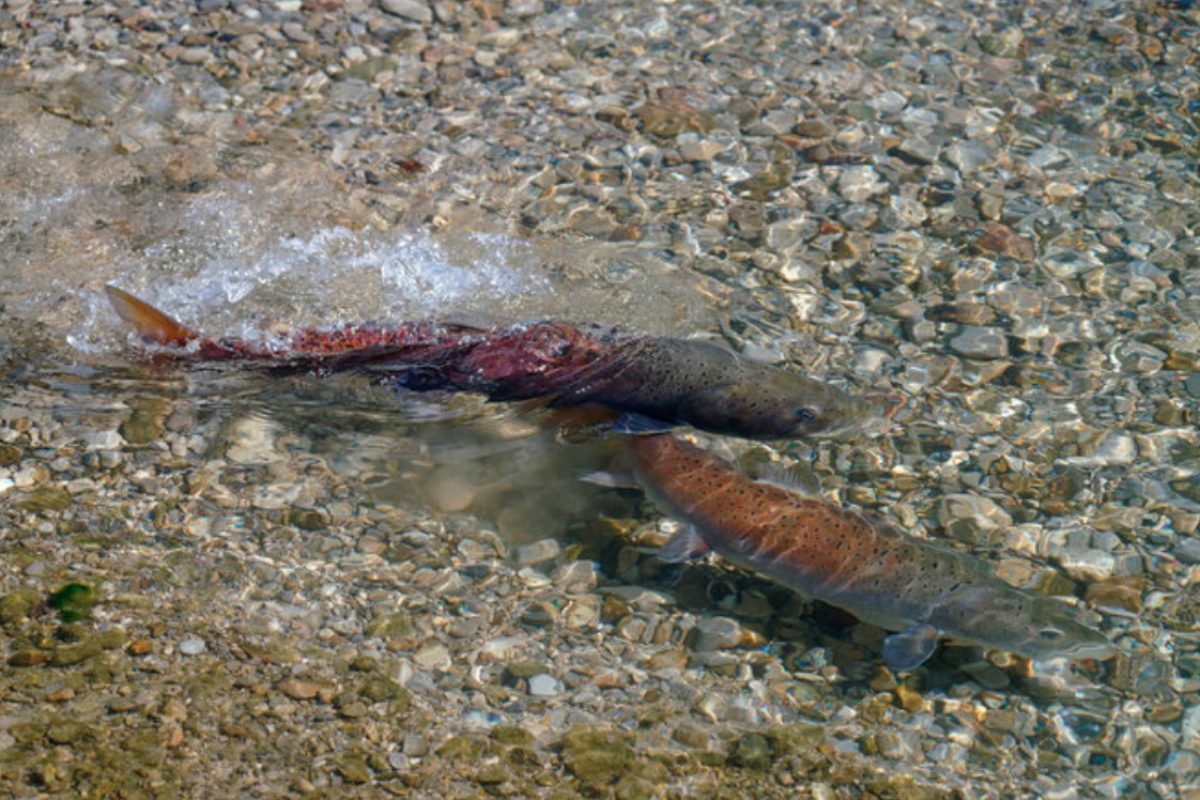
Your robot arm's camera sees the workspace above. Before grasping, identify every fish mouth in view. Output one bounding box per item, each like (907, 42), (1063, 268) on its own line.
(810, 392), (898, 440)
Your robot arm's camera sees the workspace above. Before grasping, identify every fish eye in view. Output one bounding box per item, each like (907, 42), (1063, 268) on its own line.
(794, 407), (818, 423)
(1038, 627), (1064, 641)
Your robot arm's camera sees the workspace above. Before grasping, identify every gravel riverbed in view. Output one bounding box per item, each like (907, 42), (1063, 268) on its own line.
(1, 0), (1199, 797)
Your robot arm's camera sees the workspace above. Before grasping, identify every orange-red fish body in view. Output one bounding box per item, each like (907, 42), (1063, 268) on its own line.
(628, 434), (1115, 671)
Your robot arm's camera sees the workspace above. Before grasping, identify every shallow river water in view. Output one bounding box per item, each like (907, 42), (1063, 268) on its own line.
(2, 1), (1199, 798)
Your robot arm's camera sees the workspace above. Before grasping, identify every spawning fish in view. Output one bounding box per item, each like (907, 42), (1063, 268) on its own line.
(104, 285), (874, 440)
(627, 433), (1116, 671)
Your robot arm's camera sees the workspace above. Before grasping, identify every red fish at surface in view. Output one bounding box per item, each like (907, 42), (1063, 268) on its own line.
(104, 285), (875, 440)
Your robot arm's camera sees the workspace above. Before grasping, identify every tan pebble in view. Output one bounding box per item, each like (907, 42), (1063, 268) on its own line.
(127, 639), (153, 656)
(46, 688), (75, 703)
(164, 725), (185, 748)
(1044, 182), (1078, 201)
(869, 667), (897, 692)
(593, 670), (627, 688)
(645, 649), (688, 671)
(894, 685), (927, 713)
(161, 698), (188, 722)
(975, 223), (1035, 262)
(276, 678), (323, 700)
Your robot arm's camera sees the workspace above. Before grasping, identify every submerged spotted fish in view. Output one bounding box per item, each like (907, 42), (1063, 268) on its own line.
(104, 285), (874, 440)
(627, 434), (1116, 671)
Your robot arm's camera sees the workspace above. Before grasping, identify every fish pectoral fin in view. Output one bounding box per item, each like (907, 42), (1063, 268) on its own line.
(610, 412), (678, 435)
(881, 624), (941, 672)
(579, 469), (640, 490)
(753, 461), (823, 497)
(657, 525), (712, 564)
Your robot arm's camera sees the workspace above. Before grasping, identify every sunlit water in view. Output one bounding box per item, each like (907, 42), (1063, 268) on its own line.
(1, 62), (1196, 796)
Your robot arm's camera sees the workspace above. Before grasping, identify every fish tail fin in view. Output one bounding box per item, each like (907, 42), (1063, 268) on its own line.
(105, 285), (198, 347)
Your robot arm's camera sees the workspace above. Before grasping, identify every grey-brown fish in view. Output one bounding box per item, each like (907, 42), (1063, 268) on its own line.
(104, 285), (874, 440)
(628, 433), (1116, 671)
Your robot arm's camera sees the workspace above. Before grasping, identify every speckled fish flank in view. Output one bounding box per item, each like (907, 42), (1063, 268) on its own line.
(104, 285), (873, 440)
(628, 434), (1115, 671)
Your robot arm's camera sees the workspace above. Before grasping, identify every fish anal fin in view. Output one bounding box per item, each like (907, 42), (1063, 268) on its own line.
(657, 525), (712, 564)
(882, 624), (940, 672)
(105, 285), (197, 347)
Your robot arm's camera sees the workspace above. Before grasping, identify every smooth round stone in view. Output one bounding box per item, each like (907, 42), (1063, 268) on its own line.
(553, 560), (597, 593)
(527, 674), (559, 697)
(178, 637), (207, 656)
(869, 90), (907, 114)
(1173, 538), (1200, 565)
(837, 166), (888, 202)
(944, 140), (992, 174)
(938, 493), (1012, 545)
(949, 326), (1009, 360)
(381, 0), (432, 23)
(82, 430), (125, 451)
(688, 616), (744, 652)
(514, 538), (560, 567)
(413, 642), (451, 671)
(177, 47), (212, 65)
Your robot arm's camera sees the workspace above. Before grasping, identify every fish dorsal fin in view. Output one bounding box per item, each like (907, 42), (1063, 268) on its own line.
(105, 285), (198, 347)
(882, 624), (941, 672)
(657, 525), (712, 564)
(753, 461), (822, 497)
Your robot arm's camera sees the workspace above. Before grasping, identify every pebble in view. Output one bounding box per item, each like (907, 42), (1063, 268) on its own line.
(514, 538), (560, 567)
(944, 140), (993, 174)
(837, 166), (888, 202)
(178, 637), (207, 656)
(224, 416), (279, 464)
(81, 430), (124, 451)
(0, 0), (1195, 796)
(688, 616), (749, 652)
(176, 47), (212, 65)
(413, 641), (452, 671)
(1060, 434), (1136, 468)
(1173, 538), (1200, 565)
(527, 674), (559, 697)
(381, 0), (432, 23)
(553, 560), (598, 593)
(949, 326), (1009, 360)
(939, 493), (1012, 545)
(277, 679), (323, 701)
(679, 138), (724, 162)
(895, 136), (937, 165)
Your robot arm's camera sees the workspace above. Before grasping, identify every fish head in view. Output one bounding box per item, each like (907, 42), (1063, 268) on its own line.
(679, 371), (878, 439)
(1018, 595), (1117, 662)
(941, 586), (1116, 663)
